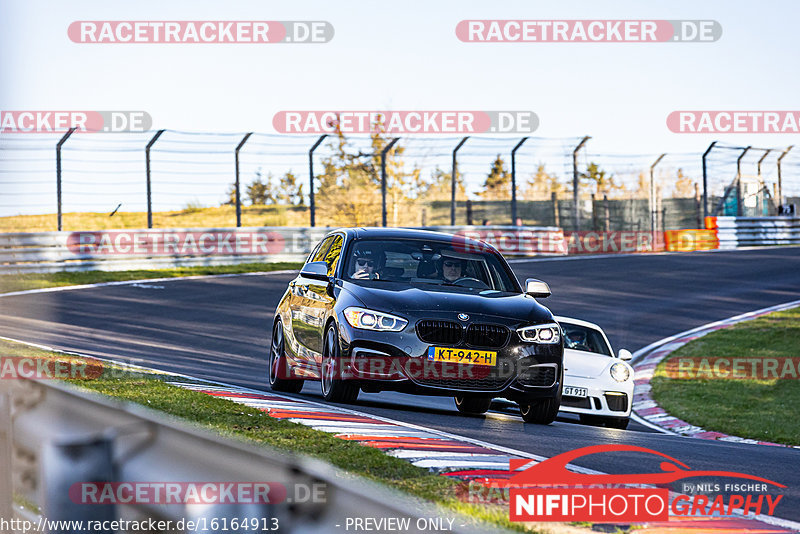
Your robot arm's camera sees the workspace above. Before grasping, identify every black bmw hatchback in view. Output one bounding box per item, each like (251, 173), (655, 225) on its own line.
(269, 227), (564, 424)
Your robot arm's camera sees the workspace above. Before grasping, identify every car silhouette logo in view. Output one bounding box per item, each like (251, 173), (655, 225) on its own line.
(458, 313), (469, 321)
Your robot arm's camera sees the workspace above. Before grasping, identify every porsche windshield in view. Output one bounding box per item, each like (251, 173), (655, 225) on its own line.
(344, 238), (520, 293)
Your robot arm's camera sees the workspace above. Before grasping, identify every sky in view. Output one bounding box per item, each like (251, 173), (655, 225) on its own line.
(1, 0), (799, 215)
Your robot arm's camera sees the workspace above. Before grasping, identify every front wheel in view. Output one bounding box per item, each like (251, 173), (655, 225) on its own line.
(268, 320), (304, 393)
(454, 396), (492, 415)
(519, 397), (560, 424)
(321, 325), (359, 403)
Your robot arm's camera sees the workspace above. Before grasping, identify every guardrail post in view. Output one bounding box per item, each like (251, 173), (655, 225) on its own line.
(510, 137), (528, 225)
(701, 141), (717, 219)
(380, 138), (400, 227)
(451, 137), (469, 226)
(650, 153), (666, 245)
(43, 437), (116, 527)
(572, 136), (590, 231)
(234, 132), (254, 228)
(777, 145), (793, 207)
(145, 129), (166, 229)
(56, 127), (76, 231)
(308, 135), (327, 227)
(0, 391), (12, 520)
(736, 146), (751, 216)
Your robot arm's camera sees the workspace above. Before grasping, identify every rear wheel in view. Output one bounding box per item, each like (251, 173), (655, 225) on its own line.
(321, 325), (359, 403)
(454, 396), (492, 415)
(519, 397), (560, 424)
(268, 320), (304, 393)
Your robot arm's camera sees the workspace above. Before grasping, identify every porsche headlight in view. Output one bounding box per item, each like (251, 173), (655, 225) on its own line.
(517, 323), (561, 344)
(344, 307), (408, 332)
(610, 362), (631, 382)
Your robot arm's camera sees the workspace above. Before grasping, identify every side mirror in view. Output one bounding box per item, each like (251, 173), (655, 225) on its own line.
(618, 349), (633, 361)
(300, 261), (330, 281)
(524, 278), (551, 298)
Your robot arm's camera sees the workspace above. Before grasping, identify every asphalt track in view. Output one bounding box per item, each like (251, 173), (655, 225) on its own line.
(2, 247), (800, 521)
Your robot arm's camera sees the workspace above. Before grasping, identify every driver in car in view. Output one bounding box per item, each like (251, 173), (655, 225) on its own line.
(351, 248), (384, 280)
(440, 255), (465, 282)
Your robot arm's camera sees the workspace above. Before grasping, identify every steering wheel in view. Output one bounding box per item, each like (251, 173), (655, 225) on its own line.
(453, 277), (490, 289)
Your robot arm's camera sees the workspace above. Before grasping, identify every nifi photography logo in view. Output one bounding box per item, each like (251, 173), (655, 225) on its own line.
(476, 444), (785, 522)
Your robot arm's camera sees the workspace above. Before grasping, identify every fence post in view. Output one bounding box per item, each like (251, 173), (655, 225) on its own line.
(466, 199), (473, 225)
(56, 127), (76, 231)
(451, 137), (469, 226)
(381, 138), (400, 227)
(510, 137), (528, 225)
(695, 182), (702, 228)
(650, 153), (666, 247)
(736, 146), (751, 217)
(551, 192), (560, 227)
(777, 146), (793, 207)
(572, 136), (590, 231)
(145, 129), (166, 229)
(0, 390), (12, 520)
(701, 141), (717, 219)
(308, 135), (327, 227)
(234, 132), (253, 228)
(603, 194), (610, 233)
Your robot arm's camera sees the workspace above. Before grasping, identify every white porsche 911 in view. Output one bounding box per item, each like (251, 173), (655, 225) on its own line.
(555, 316), (634, 430)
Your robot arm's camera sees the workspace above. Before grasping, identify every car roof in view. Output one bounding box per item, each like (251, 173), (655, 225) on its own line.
(554, 315), (603, 331)
(329, 227), (496, 249)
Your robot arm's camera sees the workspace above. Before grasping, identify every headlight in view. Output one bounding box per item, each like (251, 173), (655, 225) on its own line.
(610, 362), (631, 382)
(517, 323), (561, 344)
(343, 307), (408, 332)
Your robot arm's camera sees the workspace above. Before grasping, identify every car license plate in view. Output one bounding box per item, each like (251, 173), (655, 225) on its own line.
(427, 346), (497, 366)
(563, 386), (588, 397)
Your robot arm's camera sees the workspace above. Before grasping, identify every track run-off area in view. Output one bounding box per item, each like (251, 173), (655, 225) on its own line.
(2, 247), (799, 522)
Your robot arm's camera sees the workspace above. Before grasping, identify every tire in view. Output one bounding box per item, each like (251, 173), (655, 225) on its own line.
(454, 396), (492, 415)
(519, 397), (560, 424)
(268, 320), (304, 393)
(321, 325), (359, 403)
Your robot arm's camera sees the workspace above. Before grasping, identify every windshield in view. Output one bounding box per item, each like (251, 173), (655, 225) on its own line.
(560, 322), (612, 356)
(344, 238), (520, 293)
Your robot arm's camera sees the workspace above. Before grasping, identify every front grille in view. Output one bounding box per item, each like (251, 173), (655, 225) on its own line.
(605, 393), (629, 412)
(416, 320), (463, 345)
(465, 324), (510, 348)
(561, 396), (592, 409)
(411, 359), (514, 391)
(518, 365), (557, 387)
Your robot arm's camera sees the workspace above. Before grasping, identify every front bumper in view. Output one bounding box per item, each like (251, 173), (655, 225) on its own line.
(559, 374), (633, 417)
(337, 319), (563, 400)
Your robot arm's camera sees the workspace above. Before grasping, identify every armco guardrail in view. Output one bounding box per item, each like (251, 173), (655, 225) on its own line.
(708, 216), (800, 249)
(0, 378), (499, 533)
(0, 226), (567, 273)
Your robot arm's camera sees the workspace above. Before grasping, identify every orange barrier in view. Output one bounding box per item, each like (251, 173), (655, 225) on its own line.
(664, 229), (719, 251)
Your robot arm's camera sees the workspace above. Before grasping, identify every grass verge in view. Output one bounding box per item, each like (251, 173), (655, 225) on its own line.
(0, 338), (534, 533)
(0, 262), (302, 294)
(651, 306), (800, 446)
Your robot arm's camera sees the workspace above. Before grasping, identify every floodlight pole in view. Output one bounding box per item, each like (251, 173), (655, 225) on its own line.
(234, 132), (253, 228)
(381, 137), (400, 227)
(510, 137), (528, 225)
(451, 137), (469, 226)
(56, 127), (77, 231)
(572, 136), (590, 231)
